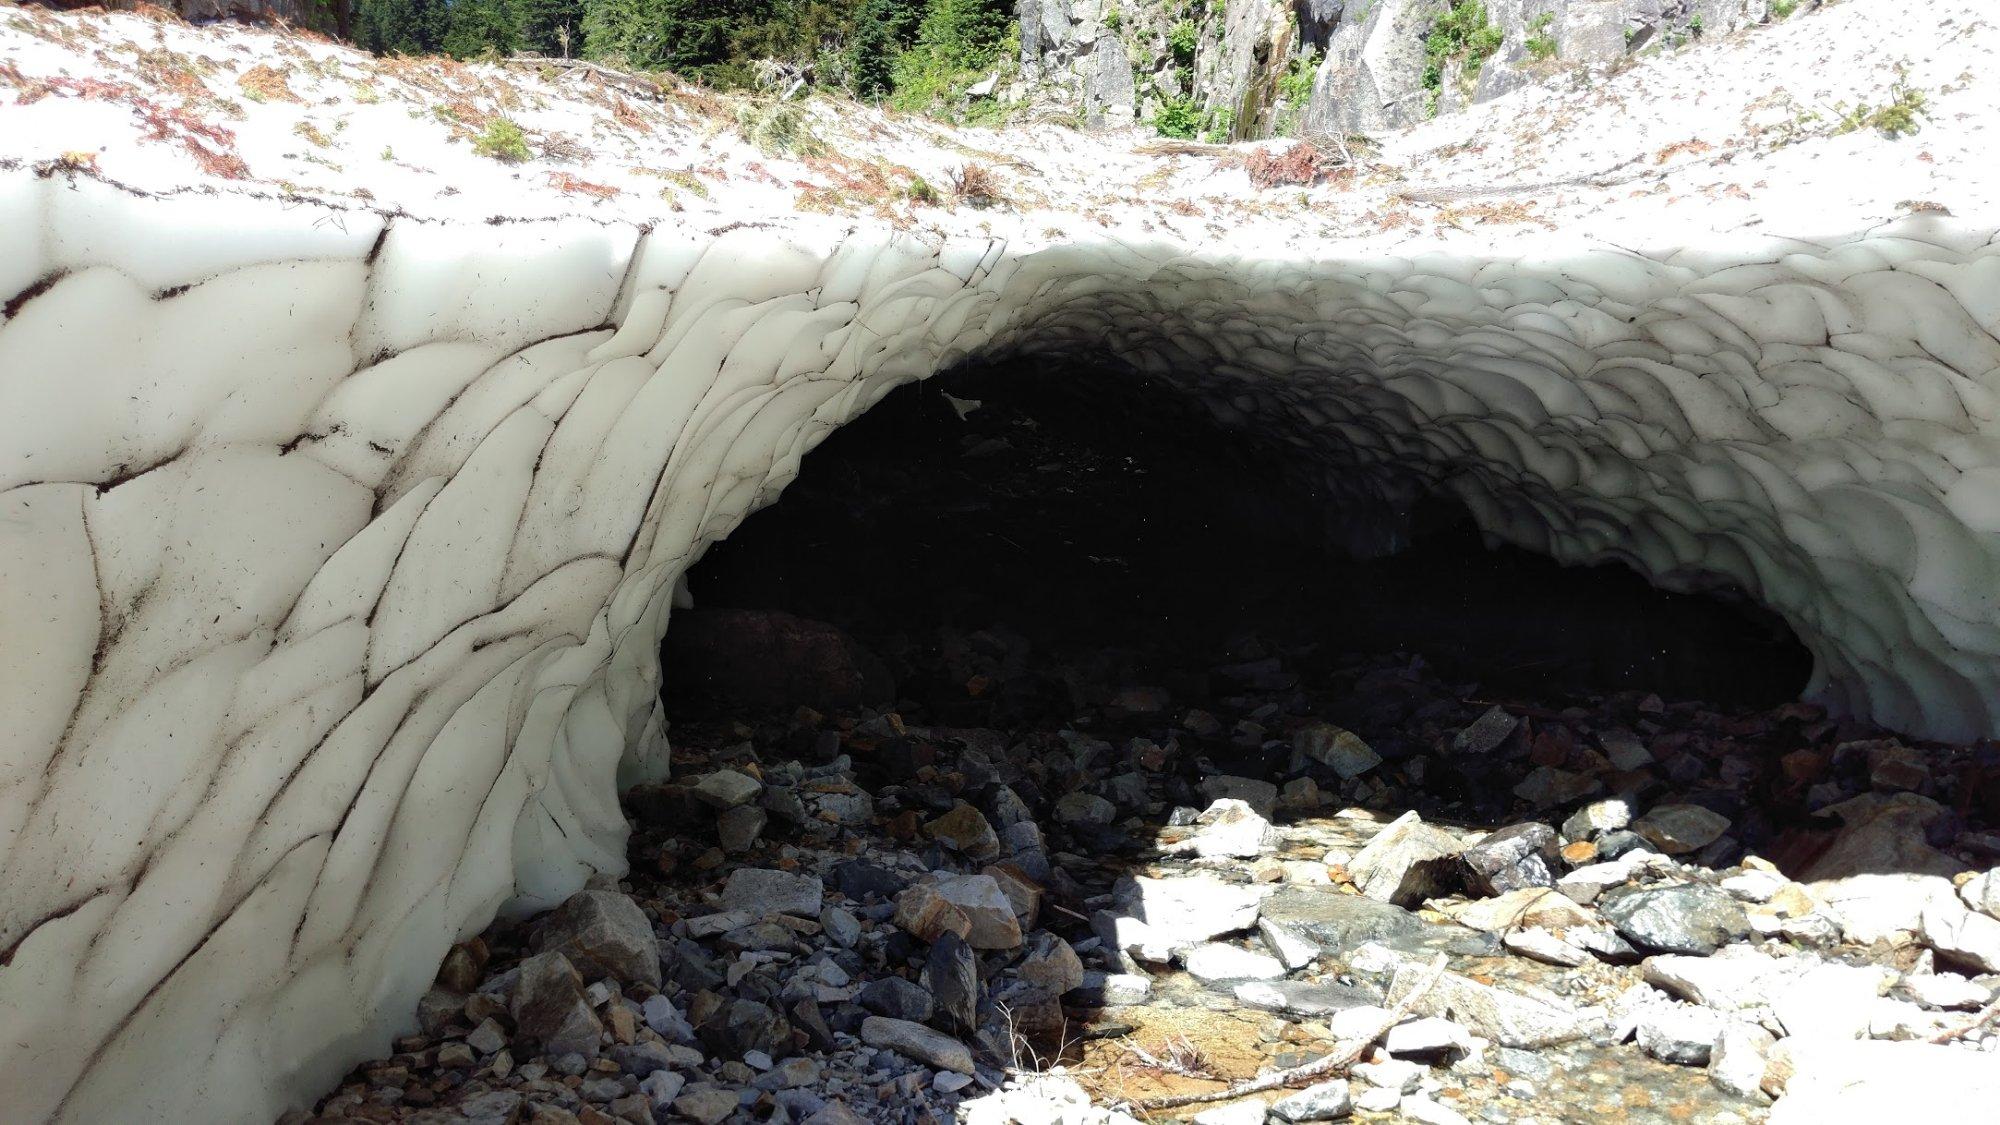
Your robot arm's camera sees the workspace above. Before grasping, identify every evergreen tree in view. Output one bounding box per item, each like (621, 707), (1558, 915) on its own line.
(443, 0), (523, 59)
(517, 0), (587, 57)
(848, 0), (925, 96)
(356, 0), (449, 55)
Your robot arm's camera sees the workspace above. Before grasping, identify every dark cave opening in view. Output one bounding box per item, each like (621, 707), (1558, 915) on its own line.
(664, 359), (1814, 729)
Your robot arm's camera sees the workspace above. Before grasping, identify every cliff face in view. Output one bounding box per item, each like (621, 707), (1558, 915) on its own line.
(1018, 0), (1781, 137)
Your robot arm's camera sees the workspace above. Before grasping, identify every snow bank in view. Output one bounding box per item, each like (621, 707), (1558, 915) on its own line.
(2, 166), (2000, 1119)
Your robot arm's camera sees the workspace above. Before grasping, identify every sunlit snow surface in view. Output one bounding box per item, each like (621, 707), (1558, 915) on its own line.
(2, 1), (2000, 1121)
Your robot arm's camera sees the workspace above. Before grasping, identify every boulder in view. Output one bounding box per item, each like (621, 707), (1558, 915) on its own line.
(1601, 884), (1749, 955)
(1348, 812), (1465, 907)
(535, 890), (662, 990)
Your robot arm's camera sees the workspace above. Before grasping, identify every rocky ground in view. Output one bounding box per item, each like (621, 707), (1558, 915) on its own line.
(295, 605), (2000, 1124)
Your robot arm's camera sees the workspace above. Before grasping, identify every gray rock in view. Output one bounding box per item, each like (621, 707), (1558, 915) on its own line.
(1601, 884), (1749, 955)
(926, 931), (979, 1032)
(1921, 898), (2000, 972)
(695, 997), (790, 1060)
(819, 905), (861, 948)
(673, 1086), (741, 1125)
(1105, 874), (1264, 958)
(1461, 822), (1558, 897)
(1635, 1005), (1722, 1065)
(1642, 949), (1795, 1010)
(1633, 805), (1731, 856)
(1199, 775), (1281, 818)
(1234, 979), (1383, 1017)
(931, 873), (1024, 949)
(1709, 1021), (1774, 1097)
(1054, 791), (1116, 826)
(861, 1016), (975, 1074)
(1452, 705), (1519, 755)
(717, 804), (767, 854)
(1183, 942), (1287, 984)
(1294, 722), (1382, 778)
(925, 802), (1001, 860)
(1259, 918), (1322, 971)
(1261, 888), (1421, 949)
(1389, 961), (1595, 1048)
(536, 890), (662, 990)
(639, 1069), (687, 1110)
(1070, 970), (1151, 1006)
(1270, 1078), (1353, 1121)
(859, 976), (933, 1022)
(1349, 812), (1466, 907)
(466, 1016), (507, 1055)
(1018, 932), (1085, 994)
(1183, 799), (1277, 859)
(721, 869), (823, 917)
(691, 769), (762, 809)
(1384, 1016), (1476, 1059)
(510, 952), (601, 1059)
(1562, 799), (1633, 841)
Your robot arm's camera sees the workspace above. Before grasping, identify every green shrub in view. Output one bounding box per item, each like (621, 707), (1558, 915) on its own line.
(1771, 0), (1799, 16)
(1423, 1), (1505, 108)
(1154, 95), (1203, 139)
(1168, 19), (1198, 66)
(1525, 12), (1557, 60)
(1834, 73), (1929, 138)
(1274, 50), (1318, 135)
(472, 118), (532, 162)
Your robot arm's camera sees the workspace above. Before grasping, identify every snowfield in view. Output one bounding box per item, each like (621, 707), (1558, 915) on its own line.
(1, 1), (1998, 1119)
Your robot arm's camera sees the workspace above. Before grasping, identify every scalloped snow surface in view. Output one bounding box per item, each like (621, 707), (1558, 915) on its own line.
(2, 1), (2000, 1120)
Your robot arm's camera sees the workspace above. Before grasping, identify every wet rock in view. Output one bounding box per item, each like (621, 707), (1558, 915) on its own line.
(1601, 884), (1749, 955)
(721, 869), (823, 917)
(1348, 812), (1465, 907)
(1634, 1004), (1721, 1065)
(1389, 961), (1596, 1048)
(1270, 1078), (1353, 1121)
(1460, 822), (1558, 896)
(536, 890), (662, 991)
(1258, 918), (1321, 971)
(1632, 804), (1731, 855)
(1294, 722), (1381, 778)
(927, 931), (979, 1032)
(1451, 706), (1518, 755)
(1234, 979), (1383, 1017)
(926, 802), (1001, 860)
(859, 976), (934, 1022)
(861, 1016), (974, 1074)
(511, 952), (602, 1059)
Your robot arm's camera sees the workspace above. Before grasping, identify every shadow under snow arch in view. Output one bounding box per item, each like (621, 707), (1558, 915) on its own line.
(0, 169), (1998, 1122)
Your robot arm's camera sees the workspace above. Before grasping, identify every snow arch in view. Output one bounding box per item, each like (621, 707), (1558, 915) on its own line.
(3, 171), (2000, 1120)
